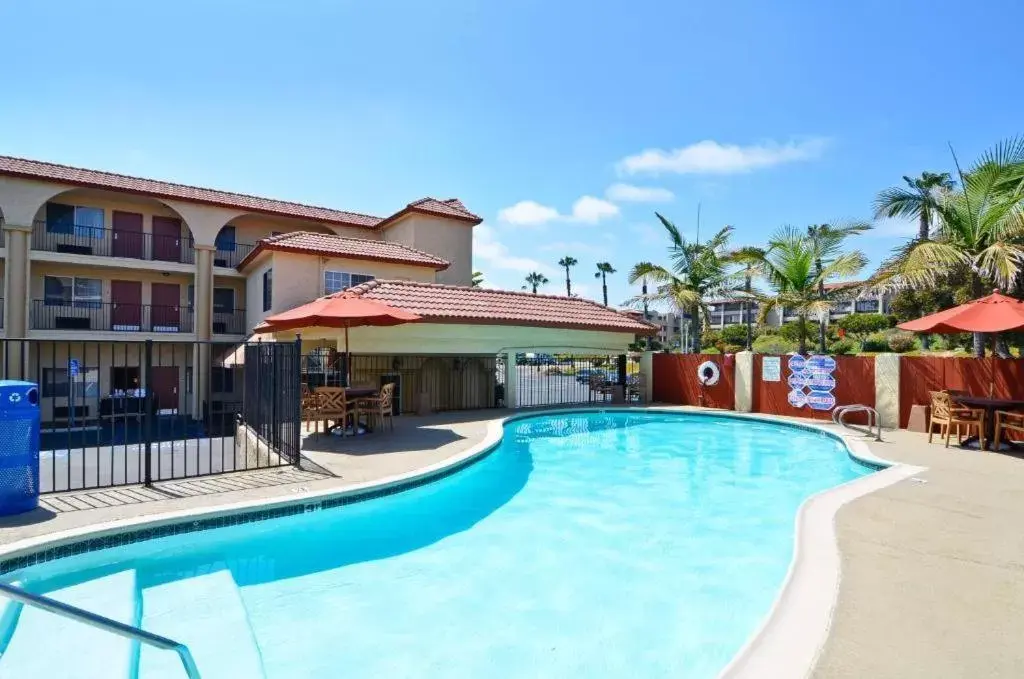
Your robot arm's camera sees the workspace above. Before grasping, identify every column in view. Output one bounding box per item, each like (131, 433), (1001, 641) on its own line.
(874, 353), (900, 429)
(639, 351), (655, 404)
(503, 350), (518, 409)
(194, 245), (214, 417)
(734, 350), (754, 413)
(3, 224), (32, 379)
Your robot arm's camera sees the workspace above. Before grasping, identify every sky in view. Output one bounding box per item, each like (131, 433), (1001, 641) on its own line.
(3, 0), (1023, 310)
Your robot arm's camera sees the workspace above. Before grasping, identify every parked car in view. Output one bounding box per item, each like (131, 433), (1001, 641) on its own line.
(576, 368), (612, 384)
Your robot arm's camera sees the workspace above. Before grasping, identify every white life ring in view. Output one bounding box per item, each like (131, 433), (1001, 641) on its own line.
(697, 360), (721, 386)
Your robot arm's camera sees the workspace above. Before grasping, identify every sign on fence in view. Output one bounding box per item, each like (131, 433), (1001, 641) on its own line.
(762, 356), (781, 382)
(787, 354), (838, 411)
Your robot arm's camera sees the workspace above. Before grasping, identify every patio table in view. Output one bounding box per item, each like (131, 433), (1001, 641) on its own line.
(322, 388), (379, 435)
(952, 395), (1024, 450)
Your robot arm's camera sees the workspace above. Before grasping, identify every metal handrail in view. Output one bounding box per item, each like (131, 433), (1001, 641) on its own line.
(832, 404), (883, 441)
(0, 582), (201, 678)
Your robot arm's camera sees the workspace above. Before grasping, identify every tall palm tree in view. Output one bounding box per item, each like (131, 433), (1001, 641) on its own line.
(873, 139), (1024, 356)
(726, 246), (766, 351)
(523, 271), (549, 294)
(594, 262), (616, 306)
(750, 226), (868, 355)
(805, 222), (872, 352)
(627, 213), (735, 353)
(558, 256), (578, 296)
(471, 271), (484, 288)
(874, 171), (956, 241)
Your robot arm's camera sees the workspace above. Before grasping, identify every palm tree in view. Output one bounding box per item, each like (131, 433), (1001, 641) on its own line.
(471, 271), (484, 288)
(805, 222), (872, 352)
(523, 271), (549, 294)
(627, 213), (735, 353)
(873, 139), (1024, 356)
(726, 246), (766, 351)
(594, 262), (616, 306)
(874, 171), (956, 241)
(558, 256), (578, 296)
(750, 226), (868, 355)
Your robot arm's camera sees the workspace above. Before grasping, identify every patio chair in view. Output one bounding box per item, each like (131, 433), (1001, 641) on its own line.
(928, 391), (986, 449)
(300, 385), (321, 432)
(627, 374), (647, 405)
(314, 386), (359, 437)
(356, 383), (395, 432)
(994, 410), (1024, 450)
(589, 373), (615, 403)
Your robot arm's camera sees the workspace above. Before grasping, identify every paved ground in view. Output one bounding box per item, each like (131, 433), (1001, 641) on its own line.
(1, 407), (1022, 677)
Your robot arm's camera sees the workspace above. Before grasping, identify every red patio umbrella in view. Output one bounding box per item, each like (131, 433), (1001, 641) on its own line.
(898, 290), (1024, 395)
(257, 295), (421, 384)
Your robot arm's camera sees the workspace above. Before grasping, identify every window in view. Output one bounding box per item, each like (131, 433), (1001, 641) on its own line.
(263, 269), (273, 311)
(110, 367), (141, 392)
(187, 284), (194, 310)
(42, 367), (99, 398)
(855, 299), (880, 313)
(324, 271), (374, 295)
(215, 226), (236, 252)
(211, 367), (235, 393)
(45, 203), (104, 238)
(44, 276), (102, 308)
(213, 288), (235, 313)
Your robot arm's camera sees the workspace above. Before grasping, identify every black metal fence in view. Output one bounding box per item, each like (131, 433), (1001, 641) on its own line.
(514, 353), (639, 408)
(0, 338), (300, 493)
(32, 222), (196, 264)
(31, 301), (195, 333)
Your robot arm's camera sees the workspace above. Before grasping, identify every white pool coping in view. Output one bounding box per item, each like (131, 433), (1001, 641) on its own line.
(0, 406), (923, 679)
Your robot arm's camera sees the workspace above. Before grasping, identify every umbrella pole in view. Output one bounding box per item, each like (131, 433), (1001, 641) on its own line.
(345, 324), (351, 387)
(990, 334), (997, 398)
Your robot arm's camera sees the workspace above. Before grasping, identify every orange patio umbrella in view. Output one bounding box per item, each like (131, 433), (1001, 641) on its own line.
(257, 294), (421, 384)
(898, 290), (1024, 395)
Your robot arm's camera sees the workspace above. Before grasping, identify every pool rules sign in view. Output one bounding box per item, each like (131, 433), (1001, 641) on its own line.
(786, 354), (837, 411)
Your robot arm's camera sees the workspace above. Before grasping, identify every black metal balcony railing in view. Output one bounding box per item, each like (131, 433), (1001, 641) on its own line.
(0, 299), (4, 328)
(31, 222), (196, 264)
(212, 243), (255, 268)
(212, 309), (247, 335)
(31, 301), (195, 333)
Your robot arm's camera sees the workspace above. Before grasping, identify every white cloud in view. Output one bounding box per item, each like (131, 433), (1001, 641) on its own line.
(618, 137), (828, 175)
(569, 195), (619, 224)
(869, 217), (918, 239)
(605, 183), (675, 203)
(473, 223), (555, 277)
(497, 200), (560, 226)
(538, 240), (603, 255)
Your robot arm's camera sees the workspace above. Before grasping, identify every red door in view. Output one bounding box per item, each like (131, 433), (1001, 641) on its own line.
(149, 366), (179, 413)
(112, 211), (143, 259)
(111, 280), (142, 330)
(152, 217), (183, 262)
(151, 283), (181, 331)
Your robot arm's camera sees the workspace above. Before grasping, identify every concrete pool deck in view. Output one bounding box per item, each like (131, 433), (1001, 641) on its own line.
(0, 406), (1021, 677)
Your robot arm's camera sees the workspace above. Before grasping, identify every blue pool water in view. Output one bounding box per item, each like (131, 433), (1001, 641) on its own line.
(1, 412), (871, 678)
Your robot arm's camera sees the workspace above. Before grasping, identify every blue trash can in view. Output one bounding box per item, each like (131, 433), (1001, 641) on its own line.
(0, 381), (40, 516)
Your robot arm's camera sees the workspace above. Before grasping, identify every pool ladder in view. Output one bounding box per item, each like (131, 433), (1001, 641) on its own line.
(832, 405), (883, 441)
(0, 582), (201, 678)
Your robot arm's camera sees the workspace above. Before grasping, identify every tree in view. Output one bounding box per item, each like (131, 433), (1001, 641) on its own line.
(748, 226), (868, 355)
(805, 222), (872, 352)
(873, 139), (1024, 356)
(471, 271), (484, 288)
(726, 246), (766, 351)
(627, 213), (736, 353)
(874, 171), (955, 241)
(523, 271), (549, 294)
(558, 256), (578, 296)
(594, 262), (616, 306)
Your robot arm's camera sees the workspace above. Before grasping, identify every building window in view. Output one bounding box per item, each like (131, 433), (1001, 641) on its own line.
(263, 269), (273, 311)
(110, 367), (142, 393)
(211, 367), (235, 393)
(324, 271), (373, 295)
(44, 276), (102, 308)
(213, 288), (235, 313)
(45, 203), (105, 238)
(215, 226), (236, 252)
(42, 366), (99, 398)
(855, 299), (880, 313)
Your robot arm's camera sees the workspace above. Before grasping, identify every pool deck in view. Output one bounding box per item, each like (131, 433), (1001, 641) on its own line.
(0, 406), (1022, 677)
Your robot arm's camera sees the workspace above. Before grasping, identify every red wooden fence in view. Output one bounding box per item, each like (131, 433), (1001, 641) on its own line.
(752, 354), (875, 422)
(898, 357), (1024, 427)
(652, 353), (735, 410)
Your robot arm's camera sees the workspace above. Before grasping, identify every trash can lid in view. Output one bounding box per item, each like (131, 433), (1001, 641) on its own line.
(0, 381), (37, 388)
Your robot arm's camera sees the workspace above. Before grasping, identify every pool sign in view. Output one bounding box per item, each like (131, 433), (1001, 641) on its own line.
(68, 359), (80, 376)
(762, 356), (781, 382)
(786, 353), (838, 411)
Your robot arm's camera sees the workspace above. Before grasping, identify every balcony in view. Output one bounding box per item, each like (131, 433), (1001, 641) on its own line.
(212, 309), (247, 335)
(31, 222), (196, 264)
(212, 243), (255, 268)
(31, 301), (195, 333)
(0, 299), (3, 328)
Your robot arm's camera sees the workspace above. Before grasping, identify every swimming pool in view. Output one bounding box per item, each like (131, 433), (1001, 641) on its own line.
(0, 411), (873, 678)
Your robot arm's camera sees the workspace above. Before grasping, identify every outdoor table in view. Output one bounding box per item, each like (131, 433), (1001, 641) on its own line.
(952, 395), (1024, 450)
(323, 388), (379, 434)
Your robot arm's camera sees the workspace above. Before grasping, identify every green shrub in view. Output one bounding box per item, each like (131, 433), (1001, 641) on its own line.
(701, 346), (722, 355)
(777, 320), (809, 343)
(701, 329), (723, 351)
(752, 334), (798, 354)
(836, 313), (891, 337)
(886, 332), (918, 353)
(861, 332), (890, 352)
(722, 343), (745, 354)
(720, 324), (757, 346)
(828, 338), (858, 355)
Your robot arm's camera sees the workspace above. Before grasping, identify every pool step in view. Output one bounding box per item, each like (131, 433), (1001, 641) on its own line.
(0, 570), (139, 679)
(139, 568), (265, 679)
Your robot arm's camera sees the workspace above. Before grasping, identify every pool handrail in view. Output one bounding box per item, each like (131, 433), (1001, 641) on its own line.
(832, 404), (883, 441)
(0, 581), (201, 678)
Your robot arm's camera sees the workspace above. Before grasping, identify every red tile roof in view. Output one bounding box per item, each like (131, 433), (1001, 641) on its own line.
(823, 280), (866, 291)
(237, 232), (450, 271)
(336, 280), (657, 333)
(0, 155), (479, 231)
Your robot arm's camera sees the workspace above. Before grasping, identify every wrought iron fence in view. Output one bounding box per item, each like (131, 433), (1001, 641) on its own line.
(31, 301), (195, 333)
(31, 222), (196, 264)
(514, 353), (639, 408)
(0, 338), (300, 493)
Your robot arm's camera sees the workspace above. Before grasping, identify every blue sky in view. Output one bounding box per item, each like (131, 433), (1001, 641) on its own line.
(3, 0), (1022, 308)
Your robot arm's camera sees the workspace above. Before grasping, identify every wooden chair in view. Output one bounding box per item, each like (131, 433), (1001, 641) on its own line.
(300, 385), (321, 432)
(589, 373), (615, 402)
(314, 387), (359, 437)
(994, 410), (1024, 450)
(356, 383), (395, 432)
(928, 391), (986, 449)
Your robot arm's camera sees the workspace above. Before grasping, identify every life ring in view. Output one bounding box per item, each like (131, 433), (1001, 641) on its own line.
(697, 360), (721, 386)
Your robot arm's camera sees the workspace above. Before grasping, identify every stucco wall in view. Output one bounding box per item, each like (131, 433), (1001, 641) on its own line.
(225, 214), (374, 248)
(246, 260), (273, 331)
(382, 214), (473, 286)
(31, 263), (193, 305)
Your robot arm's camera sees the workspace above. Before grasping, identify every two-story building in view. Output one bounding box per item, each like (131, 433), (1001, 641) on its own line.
(0, 155), (652, 423)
